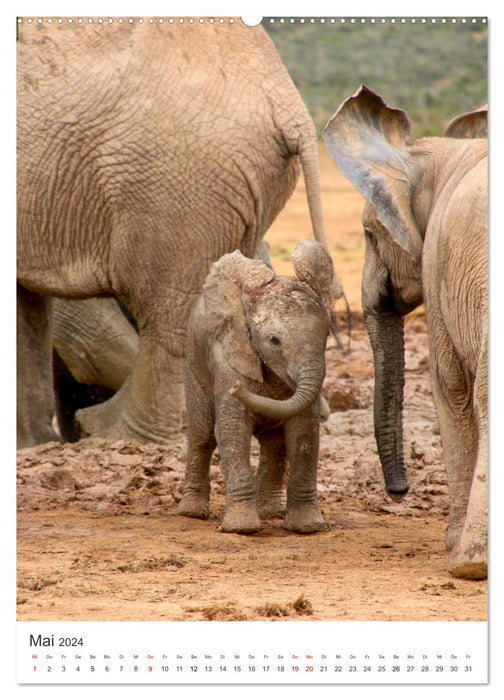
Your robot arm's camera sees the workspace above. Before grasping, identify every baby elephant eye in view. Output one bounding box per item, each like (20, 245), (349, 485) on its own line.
(269, 335), (281, 346)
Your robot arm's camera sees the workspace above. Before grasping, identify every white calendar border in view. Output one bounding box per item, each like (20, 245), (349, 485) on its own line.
(9, 0), (498, 18)
(6, 1), (502, 697)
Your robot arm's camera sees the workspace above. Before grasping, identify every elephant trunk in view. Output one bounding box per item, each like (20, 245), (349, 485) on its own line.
(365, 306), (409, 501)
(229, 362), (324, 421)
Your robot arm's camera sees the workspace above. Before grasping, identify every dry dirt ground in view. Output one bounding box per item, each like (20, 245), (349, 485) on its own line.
(16, 147), (487, 623)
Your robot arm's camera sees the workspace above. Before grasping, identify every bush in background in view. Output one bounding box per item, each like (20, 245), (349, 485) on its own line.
(265, 20), (487, 137)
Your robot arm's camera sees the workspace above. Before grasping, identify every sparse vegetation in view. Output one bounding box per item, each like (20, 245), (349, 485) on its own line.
(117, 556), (184, 572)
(18, 576), (58, 591)
(291, 592), (314, 615)
(187, 603), (248, 621)
(265, 20), (487, 136)
(256, 593), (314, 618)
(255, 602), (291, 617)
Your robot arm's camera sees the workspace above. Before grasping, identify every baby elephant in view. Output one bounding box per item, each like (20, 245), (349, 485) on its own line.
(178, 240), (333, 534)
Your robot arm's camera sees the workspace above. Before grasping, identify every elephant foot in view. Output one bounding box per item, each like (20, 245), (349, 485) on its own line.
(258, 492), (286, 519)
(445, 522), (463, 551)
(447, 525), (487, 580)
(76, 391), (181, 444)
(76, 407), (142, 442)
(178, 493), (209, 520)
(76, 388), (126, 437)
(448, 545), (487, 580)
(17, 424), (61, 450)
(284, 505), (330, 534)
(445, 516), (487, 579)
(219, 502), (261, 534)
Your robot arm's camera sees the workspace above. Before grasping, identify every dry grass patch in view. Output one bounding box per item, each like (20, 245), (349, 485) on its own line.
(18, 576), (58, 591)
(186, 602), (247, 621)
(117, 556), (184, 573)
(255, 602), (290, 618)
(256, 593), (314, 618)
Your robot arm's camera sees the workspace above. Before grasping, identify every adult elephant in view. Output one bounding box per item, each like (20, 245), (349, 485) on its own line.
(17, 19), (342, 448)
(323, 86), (487, 579)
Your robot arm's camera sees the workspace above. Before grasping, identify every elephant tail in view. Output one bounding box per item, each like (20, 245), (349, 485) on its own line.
(296, 132), (350, 354)
(297, 133), (344, 302)
(298, 136), (327, 244)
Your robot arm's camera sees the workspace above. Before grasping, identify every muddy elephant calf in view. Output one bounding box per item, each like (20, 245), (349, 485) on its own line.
(178, 241), (333, 535)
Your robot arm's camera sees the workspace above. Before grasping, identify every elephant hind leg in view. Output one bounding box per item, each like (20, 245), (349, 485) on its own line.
(429, 325), (487, 578)
(74, 333), (185, 443)
(447, 437), (487, 580)
(448, 340), (488, 580)
(75, 375), (131, 438)
(17, 285), (60, 448)
(448, 439), (488, 581)
(431, 361), (477, 553)
(53, 349), (114, 443)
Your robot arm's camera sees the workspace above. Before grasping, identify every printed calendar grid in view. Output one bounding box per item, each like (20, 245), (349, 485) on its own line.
(17, 621), (488, 684)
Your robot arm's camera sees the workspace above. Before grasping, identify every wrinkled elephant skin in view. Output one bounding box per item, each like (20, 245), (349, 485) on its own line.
(323, 86), (487, 579)
(17, 20), (339, 447)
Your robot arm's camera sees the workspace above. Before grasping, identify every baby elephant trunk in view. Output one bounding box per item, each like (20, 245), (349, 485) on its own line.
(229, 363), (325, 421)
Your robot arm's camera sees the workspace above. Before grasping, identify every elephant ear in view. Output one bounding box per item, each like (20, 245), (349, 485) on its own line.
(323, 85), (423, 264)
(291, 240), (334, 319)
(444, 105), (488, 139)
(202, 250), (274, 383)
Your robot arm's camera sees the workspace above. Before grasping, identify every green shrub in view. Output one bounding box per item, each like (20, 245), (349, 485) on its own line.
(265, 20), (487, 137)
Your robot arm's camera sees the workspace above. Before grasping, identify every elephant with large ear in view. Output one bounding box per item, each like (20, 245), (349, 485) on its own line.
(323, 86), (487, 579)
(178, 240), (333, 535)
(17, 19), (343, 449)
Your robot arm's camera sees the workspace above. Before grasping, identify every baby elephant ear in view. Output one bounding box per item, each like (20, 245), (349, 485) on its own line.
(202, 251), (274, 383)
(291, 240), (334, 319)
(241, 255), (276, 298)
(444, 105), (487, 139)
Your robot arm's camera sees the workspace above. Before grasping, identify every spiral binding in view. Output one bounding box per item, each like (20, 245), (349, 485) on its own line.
(17, 17), (488, 25)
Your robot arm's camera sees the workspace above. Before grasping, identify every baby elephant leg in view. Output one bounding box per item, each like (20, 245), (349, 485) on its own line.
(283, 406), (329, 534)
(256, 427), (287, 519)
(178, 369), (216, 520)
(216, 397), (261, 534)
